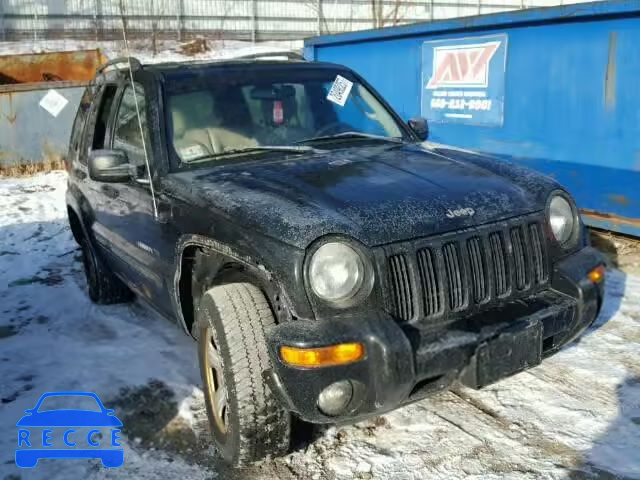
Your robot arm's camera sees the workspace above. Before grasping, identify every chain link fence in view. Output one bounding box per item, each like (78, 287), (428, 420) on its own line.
(0, 0), (550, 42)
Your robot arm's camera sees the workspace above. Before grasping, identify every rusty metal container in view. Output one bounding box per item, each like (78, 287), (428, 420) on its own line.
(0, 49), (106, 169)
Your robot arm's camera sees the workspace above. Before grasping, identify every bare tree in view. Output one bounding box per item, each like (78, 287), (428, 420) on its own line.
(305, 0), (332, 35)
(118, 0), (128, 53)
(150, 0), (158, 56)
(371, 0), (406, 28)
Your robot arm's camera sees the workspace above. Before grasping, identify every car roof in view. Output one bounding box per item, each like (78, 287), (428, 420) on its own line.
(37, 391), (99, 398)
(33, 391), (104, 407)
(148, 59), (351, 82)
(96, 54), (352, 85)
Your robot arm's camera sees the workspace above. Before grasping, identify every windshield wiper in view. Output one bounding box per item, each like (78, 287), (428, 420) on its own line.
(188, 145), (319, 163)
(296, 131), (404, 145)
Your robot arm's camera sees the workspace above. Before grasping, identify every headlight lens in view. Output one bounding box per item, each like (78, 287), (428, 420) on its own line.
(549, 195), (575, 245)
(309, 242), (364, 302)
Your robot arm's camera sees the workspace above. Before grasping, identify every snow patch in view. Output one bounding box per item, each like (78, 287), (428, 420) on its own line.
(0, 171), (638, 479)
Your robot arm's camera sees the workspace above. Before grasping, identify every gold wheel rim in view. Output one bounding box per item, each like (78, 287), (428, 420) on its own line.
(201, 326), (228, 434)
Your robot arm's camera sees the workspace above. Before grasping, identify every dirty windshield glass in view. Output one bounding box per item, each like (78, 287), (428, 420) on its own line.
(165, 68), (406, 164)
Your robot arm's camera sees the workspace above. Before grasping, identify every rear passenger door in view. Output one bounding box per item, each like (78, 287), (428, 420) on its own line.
(71, 83), (119, 238)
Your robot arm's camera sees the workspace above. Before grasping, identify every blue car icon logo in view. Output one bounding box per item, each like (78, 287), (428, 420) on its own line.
(16, 391), (123, 468)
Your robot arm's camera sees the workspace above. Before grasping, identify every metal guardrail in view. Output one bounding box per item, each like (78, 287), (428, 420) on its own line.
(0, 0), (533, 42)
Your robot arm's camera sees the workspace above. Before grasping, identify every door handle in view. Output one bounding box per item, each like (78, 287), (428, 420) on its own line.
(101, 185), (119, 199)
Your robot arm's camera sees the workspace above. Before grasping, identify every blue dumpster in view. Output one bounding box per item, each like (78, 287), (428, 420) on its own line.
(304, 0), (640, 237)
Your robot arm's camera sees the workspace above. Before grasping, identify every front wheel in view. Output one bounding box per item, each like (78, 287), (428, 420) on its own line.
(196, 283), (291, 465)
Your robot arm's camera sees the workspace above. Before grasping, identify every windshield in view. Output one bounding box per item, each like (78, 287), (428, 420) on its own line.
(165, 67), (407, 164)
(37, 395), (102, 412)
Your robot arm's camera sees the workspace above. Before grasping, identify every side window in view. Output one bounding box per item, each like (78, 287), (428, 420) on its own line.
(92, 85), (118, 151)
(69, 85), (95, 165)
(112, 84), (148, 169)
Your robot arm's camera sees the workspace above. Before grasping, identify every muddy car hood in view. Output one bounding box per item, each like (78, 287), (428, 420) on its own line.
(165, 143), (559, 249)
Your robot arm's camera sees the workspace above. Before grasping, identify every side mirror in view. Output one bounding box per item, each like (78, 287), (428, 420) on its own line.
(88, 149), (131, 183)
(408, 117), (429, 141)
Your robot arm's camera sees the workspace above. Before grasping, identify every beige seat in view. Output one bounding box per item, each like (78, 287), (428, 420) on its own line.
(170, 91), (257, 162)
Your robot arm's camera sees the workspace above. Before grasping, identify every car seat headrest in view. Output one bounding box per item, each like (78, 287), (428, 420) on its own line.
(169, 91), (217, 131)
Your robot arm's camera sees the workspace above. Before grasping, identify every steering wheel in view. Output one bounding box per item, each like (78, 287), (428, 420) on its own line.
(314, 122), (352, 138)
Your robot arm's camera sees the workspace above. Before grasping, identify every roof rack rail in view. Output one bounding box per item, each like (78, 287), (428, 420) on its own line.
(97, 56), (143, 75)
(232, 51), (305, 62)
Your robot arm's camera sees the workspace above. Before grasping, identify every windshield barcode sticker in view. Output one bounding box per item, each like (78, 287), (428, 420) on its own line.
(326, 75), (353, 107)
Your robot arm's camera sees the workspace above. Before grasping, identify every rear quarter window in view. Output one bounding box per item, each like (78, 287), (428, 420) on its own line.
(69, 85), (96, 165)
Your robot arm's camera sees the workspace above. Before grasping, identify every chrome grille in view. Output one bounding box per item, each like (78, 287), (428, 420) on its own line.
(467, 237), (488, 303)
(385, 217), (549, 323)
(529, 223), (547, 283)
(489, 232), (509, 297)
(443, 242), (465, 311)
(511, 225), (529, 290)
(387, 254), (414, 321)
(416, 248), (441, 317)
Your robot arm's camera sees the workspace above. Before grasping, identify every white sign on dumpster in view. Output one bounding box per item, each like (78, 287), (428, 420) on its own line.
(39, 89), (69, 118)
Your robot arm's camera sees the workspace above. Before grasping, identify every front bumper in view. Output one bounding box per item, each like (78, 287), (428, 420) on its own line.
(266, 247), (605, 424)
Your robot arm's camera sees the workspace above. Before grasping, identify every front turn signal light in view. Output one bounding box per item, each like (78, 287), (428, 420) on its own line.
(279, 343), (365, 368)
(587, 265), (606, 284)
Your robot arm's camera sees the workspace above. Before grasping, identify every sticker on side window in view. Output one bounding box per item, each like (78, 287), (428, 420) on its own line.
(179, 144), (207, 161)
(326, 75), (353, 107)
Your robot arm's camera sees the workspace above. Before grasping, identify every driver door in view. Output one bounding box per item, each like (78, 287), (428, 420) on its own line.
(93, 83), (175, 316)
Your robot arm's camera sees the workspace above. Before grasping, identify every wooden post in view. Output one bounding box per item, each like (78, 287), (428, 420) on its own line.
(0, 1), (5, 42)
(251, 0), (257, 43)
(94, 0), (99, 41)
(177, 0), (184, 42)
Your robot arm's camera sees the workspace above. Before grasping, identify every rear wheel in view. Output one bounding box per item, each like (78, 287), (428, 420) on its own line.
(80, 236), (132, 304)
(196, 282), (291, 465)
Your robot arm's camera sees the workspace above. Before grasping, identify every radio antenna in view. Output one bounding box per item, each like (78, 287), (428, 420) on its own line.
(119, 1), (158, 219)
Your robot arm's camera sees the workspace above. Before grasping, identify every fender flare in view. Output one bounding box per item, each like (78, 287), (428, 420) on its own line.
(171, 234), (294, 337)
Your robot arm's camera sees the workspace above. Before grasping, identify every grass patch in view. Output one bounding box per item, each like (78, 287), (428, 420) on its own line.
(0, 157), (66, 177)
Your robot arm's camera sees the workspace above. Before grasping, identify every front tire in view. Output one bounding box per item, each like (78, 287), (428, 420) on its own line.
(196, 283), (291, 465)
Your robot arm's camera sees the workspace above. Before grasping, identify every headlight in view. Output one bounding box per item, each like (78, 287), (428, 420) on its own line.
(309, 242), (365, 302)
(548, 195), (575, 245)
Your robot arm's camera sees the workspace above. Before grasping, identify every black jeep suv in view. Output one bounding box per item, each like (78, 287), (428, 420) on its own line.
(66, 55), (605, 465)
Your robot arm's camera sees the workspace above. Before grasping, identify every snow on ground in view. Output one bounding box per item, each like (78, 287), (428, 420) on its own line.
(0, 38), (303, 64)
(0, 172), (638, 480)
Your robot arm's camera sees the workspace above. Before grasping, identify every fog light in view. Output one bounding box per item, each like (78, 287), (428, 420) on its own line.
(317, 380), (353, 416)
(588, 265), (606, 284)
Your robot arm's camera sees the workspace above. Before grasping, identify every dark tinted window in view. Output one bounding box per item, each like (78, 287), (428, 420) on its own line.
(165, 67), (405, 164)
(112, 84), (148, 168)
(69, 85), (95, 165)
(92, 85), (118, 151)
